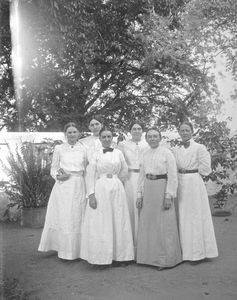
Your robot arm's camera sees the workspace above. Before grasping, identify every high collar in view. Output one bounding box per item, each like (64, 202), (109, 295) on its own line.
(66, 141), (78, 146)
(149, 145), (160, 151)
(130, 139), (142, 144)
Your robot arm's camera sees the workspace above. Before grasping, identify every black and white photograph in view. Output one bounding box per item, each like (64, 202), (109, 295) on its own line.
(0, 0), (237, 299)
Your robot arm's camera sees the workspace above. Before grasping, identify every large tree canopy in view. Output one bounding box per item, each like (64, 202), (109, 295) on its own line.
(0, 0), (236, 132)
(183, 0), (237, 79)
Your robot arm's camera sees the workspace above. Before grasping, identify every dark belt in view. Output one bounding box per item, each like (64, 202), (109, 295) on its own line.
(146, 174), (167, 180)
(178, 169), (198, 174)
(128, 168), (140, 173)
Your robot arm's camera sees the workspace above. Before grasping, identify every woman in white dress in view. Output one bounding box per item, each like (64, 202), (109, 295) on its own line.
(80, 115), (104, 189)
(136, 127), (182, 269)
(118, 122), (148, 247)
(80, 128), (134, 265)
(172, 121), (218, 263)
(80, 115), (103, 162)
(38, 122), (87, 260)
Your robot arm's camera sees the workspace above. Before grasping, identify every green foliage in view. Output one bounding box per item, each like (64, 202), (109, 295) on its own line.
(0, 0), (236, 211)
(0, 0), (227, 132)
(183, 0), (237, 80)
(195, 120), (237, 208)
(0, 141), (56, 209)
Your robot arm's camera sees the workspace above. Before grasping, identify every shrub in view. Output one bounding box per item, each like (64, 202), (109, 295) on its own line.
(0, 141), (57, 210)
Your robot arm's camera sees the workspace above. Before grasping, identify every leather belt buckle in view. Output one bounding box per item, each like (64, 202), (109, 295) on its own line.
(106, 174), (113, 178)
(179, 168), (186, 174)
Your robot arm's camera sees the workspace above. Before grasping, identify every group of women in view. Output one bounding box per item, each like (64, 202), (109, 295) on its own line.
(38, 115), (218, 270)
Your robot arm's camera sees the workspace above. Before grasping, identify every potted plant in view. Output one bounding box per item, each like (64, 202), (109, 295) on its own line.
(0, 141), (57, 228)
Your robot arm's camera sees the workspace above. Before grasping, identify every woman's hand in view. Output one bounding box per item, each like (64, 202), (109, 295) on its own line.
(89, 193), (97, 209)
(163, 196), (173, 210)
(56, 173), (70, 181)
(136, 197), (143, 209)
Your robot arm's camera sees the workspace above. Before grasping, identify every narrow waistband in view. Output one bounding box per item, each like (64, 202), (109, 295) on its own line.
(99, 173), (118, 179)
(146, 174), (167, 180)
(67, 171), (84, 176)
(178, 169), (198, 174)
(128, 168), (140, 173)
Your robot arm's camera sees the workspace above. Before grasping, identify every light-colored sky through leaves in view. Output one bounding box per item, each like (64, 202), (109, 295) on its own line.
(215, 56), (237, 134)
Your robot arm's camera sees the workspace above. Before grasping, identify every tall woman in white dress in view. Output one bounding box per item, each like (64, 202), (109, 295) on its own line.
(38, 122), (87, 260)
(80, 128), (134, 265)
(80, 115), (103, 162)
(118, 122), (148, 247)
(136, 127), (182, 269)
(173, 121), (218, 263)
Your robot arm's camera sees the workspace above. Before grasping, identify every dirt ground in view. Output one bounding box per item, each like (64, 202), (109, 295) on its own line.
(1, 196), (237, 300)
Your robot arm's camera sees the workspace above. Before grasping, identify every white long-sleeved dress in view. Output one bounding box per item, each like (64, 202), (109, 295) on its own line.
(38, 142), (87, 260)
(80, 135), (102, 163)
(136, 146), (182, 267)
(80, 148), (134, 265)
(118, 139), (148, 246)
(172, 139), (218, 261)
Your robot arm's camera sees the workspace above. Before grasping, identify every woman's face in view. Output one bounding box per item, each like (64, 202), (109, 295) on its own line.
(65, 126), (79, 144)
(99, 130), (113, 148)
(89, 119), (103, 136)
(130, 124), (143, 141)
(146, 130), (161, 148)
(179, 124), (193, 142)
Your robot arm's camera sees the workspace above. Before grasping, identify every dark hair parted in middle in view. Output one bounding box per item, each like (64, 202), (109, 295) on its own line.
(145, 127), (162, 139)
(178, 121), (194, 132)
(88, 114), (104, 125)
(99, 126), (114, 137)
(63, 122), (80, 134)
(129, 121), (144, 132)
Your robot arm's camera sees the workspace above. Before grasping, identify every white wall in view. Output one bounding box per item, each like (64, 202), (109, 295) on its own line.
(0, 132), (65, 181)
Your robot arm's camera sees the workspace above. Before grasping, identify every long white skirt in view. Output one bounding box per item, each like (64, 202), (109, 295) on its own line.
(80, 176), (134, 265)
(178, 173), (218, 261)
(38, 175), (86, 260)
(124, 171), (140, 247)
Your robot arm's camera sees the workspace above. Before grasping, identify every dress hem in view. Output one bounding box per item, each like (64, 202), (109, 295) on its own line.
(182, 254), (218, 261)
(38, 248), (80, 260)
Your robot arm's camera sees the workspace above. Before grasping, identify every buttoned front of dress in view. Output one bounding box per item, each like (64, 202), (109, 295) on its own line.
(138, 146), (178, 198)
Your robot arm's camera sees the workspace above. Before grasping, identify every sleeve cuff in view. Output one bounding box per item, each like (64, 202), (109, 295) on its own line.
(137, 191), (143, 197)
(86, 191), (95, 198)
(165, 192), (175, 199)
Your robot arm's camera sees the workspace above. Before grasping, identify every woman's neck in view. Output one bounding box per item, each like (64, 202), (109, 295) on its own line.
(131, 137), (141, 143)
(67, 140), (77, 145)
(150, 145), (159, 149)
